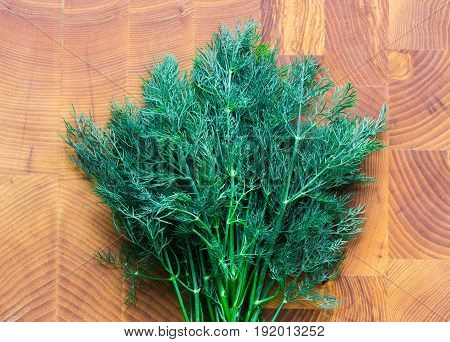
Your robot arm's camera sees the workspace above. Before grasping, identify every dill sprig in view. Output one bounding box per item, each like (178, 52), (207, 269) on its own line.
(64, 21), (386, 322)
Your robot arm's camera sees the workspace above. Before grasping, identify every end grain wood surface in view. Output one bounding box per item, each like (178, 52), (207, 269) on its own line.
(0, 0), (448, 322)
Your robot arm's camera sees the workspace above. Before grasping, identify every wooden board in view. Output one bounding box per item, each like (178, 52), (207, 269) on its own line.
(0, 0), (448, 322)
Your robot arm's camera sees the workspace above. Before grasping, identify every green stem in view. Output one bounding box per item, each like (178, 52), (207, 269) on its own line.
(226, 168), (237, 299)
(164, 250), (189, 322)
(203, 245), (230, 321)
(249, 278), (277, 321)
(249, 262), (269, 320)
(219, 284), (232, 321)
(200, 250), (216, 322)
(244, 261), (260, 321)
(187, 241), (200, 321)
(271, 298), (287, 322)
(233, 259), (249, 307)
(254, 284), (280, 306)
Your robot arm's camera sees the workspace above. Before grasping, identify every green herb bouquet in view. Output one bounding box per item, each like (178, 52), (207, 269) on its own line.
(64, 21), (386, 322)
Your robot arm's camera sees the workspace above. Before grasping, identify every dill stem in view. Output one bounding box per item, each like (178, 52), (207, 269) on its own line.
(254, 282), (279, 306)
(220, 283), (232, 321)
(187, 241), (200, 321)
(228, 259), (250, 321)
(233, 258), (249, 308)
(249, 278), (277, 321)
(251, 262), (269, 317)
(203, 245), (230, 321)
(164, 250), (189, 322)
(271, 298), (287, 322)
(200, 250), (216, 321)
(226, 168), (236, 298)
(244, 261), (261, 321)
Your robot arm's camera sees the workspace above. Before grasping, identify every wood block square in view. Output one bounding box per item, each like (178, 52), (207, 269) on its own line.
(0, 175), (58, 321)
(0, 4), (62, 174)
(389, 149), (449, 259)
(261, 0), (325, 55)
(57, 179), (123, 321)
(389, 0), (449, 50)
(324, 0), (388, 87)
(388, 50), (449, 150)
(387, 260), (449, 321)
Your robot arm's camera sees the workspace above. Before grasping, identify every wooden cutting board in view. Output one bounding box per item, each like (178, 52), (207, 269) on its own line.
(0, 0), (448, 322)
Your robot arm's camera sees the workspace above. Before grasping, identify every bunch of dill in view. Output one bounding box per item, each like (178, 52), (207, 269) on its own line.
(64, 21), (386, 322)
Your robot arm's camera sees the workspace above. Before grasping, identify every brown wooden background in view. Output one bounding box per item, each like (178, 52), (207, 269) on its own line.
(0, 0), (448, 322)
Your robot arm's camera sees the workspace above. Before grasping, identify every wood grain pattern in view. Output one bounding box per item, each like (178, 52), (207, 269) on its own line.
(0, 175), (58, 321)
(57, 179), (123, 321)
(0, 2), (62, 175)
(327, 276), (387, 322)
(389, 150), (449, 260)
(388, 0), (450, 50)
(388, 50), (449, 150)
(194, 0), (261, 46)
(387, 260), (449, 321)
(261, 0), (325, 55)
(324, 0), (388, 87)
(62, 0), (129, 124)
(0, 0), (449, 322)
(127, 0), (194, 98)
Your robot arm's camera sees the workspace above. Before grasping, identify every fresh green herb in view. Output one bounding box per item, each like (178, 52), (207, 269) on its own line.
(64, 21), (386, 322)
